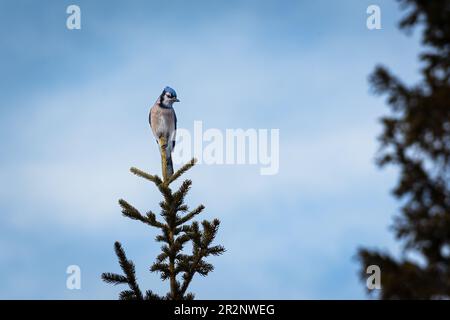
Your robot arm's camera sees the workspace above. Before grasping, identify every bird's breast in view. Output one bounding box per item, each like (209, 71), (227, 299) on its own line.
(153, 107), (175, 136)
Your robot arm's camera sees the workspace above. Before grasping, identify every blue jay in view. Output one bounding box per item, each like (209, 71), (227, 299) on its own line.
(149, 86), (179, 177)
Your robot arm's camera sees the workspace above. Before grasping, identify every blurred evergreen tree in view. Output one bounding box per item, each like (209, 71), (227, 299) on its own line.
(358, 0), (450, 299)
(102, 139), (225, 300)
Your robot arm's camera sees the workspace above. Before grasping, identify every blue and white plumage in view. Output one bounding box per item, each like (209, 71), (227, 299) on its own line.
(149, 86), (179, 176)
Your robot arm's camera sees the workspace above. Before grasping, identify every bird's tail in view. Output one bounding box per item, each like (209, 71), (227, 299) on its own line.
(166, 150), (174, 177)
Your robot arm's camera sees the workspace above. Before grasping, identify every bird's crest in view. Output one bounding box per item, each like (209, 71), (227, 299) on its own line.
(163, 86), (177, 97)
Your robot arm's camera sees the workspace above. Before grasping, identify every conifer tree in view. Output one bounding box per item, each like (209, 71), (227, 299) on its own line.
(102, 138), (225, 300)
(357, 0), (450, 299)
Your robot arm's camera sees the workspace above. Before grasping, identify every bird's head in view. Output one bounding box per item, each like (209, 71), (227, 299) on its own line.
(159, 86), (180, 107)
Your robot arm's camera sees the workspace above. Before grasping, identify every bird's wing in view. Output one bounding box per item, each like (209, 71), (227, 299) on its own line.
(149, 105), (160, 142)
(173, 109), (177, 149)
(149, 107), (152, 129)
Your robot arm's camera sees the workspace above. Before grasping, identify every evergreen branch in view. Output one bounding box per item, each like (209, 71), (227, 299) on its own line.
(119, 290), (138, 300)
(156, 252), (168, 263)
(179, 224), (193, 233)
(159, 201), (170, 214)
(156, 235), (168, 242)
(156, 229), (170, 244)
(145, 290), (163, 300)
(201, 219), (221, 247)
(119, 199), (164, 228)
(179, 219), (224, 296)
(119, 199), (146, 223)
(113, 242), (143, 300)
(175, 234), (191, 247)
(175, 254), (193, 273)
(188, 221), (202, 250)
(161, 244), (171, 257)
(146, 211), (165, 228)
(101, 273), (128, 285)
(184, 292), (195, 300)
(179, 250), (205, 296)
(174, 180), (192, 202)
(157, 184), (174, 206)
(130, 167), (162, 186)
(207, 245), (226, 256)
(196, 260), (214, 276)
(167, 158), (197, 185)
(177, 205), (205, 226)
(150, 262), (170, 276)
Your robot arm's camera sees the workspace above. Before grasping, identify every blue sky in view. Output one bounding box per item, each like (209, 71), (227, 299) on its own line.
(0, 0), (423, 299)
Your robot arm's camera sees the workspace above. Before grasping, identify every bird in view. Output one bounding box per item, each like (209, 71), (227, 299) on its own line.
(149, 86), (179, 177)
